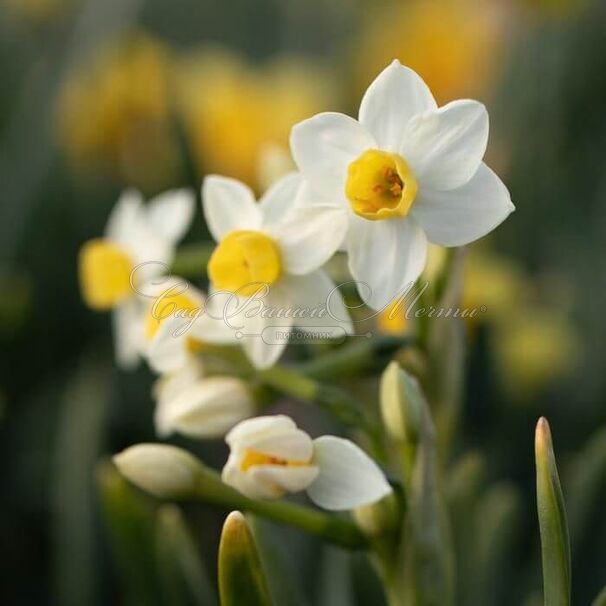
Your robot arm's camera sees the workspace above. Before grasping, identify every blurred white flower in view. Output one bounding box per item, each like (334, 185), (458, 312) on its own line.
(139, 277), (236, 374)
(290, 60), (514, 310)
(222, 415), (392, 511)
(203, 172), (352, 369)
(78, 189), (194, 368)
(153, 359), (254, 439)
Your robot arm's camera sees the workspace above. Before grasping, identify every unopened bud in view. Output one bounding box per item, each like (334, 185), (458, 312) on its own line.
(113, 443), (203, 499)
(380, 361), (423, 445)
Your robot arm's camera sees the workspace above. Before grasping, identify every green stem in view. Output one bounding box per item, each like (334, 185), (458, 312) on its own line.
(297, 335), (413, 380)
(258, 365), (386, 461)
(170, 243), (214, 279)
(190, 467), (368, 550)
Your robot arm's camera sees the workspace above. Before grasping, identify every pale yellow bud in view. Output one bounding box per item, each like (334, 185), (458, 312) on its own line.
(379, 361), (423, 445)
(113, 443), (203, 498)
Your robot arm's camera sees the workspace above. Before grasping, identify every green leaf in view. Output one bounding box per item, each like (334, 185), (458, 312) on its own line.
(218, 511), (273, 606)
(96, 460), (160, 606)
(401, 400), (455, 606)
(248, 518), (310, 606)
(591, 586), (606, 606)
(565, 425), (606, 555)
(155, 505), (217, 606)
(52, 358), (111, 606)
(535, 417), (571, 606)
(472, 483), (521, 606)
(317, 545), (355, 606)
(446, 452), (485, 605)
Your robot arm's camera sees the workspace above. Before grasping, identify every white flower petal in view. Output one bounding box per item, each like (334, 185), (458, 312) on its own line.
(226, 415), (297, 448)
(259, 172), (303, 227)
(402, 99), (489, 191)
(221, 453), (318, 500)
(146, 189), (195, 243)
(282, 272), (353, 335)
(153, 359), (204, 407)
(225, 415), (314, 461)
(105, 189), (144, 244)
(106, 190), (174, 272)
(105, 189), (179, 280)
(411, 163), (515, 247)
(113, 298), (144, 370)
(358, 60), (437, 152)
(202, 175), (262, 242)
(158, 376), (253, 439)
(247, 465), (319, 496)
(346, 216), (427, 310)
(239, 286), (292, 369)
(146, 315), (191, 374)
(271, 204), (348, 275)
(154, 361), (205, 437)
(240, 426), (313, 461)
(187, 308), (238, 345)
(306, 436), (392, 511)
(290, 112), (376, 201)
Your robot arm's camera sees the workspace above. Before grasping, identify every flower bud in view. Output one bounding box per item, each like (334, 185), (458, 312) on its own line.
(380, 361), (423, 445)
(113, 443), (203, 498)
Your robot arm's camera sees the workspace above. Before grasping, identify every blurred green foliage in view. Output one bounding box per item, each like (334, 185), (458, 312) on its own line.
(1, 0), (605, 604)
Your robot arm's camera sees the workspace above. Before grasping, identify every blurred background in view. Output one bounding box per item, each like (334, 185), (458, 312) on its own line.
(1, 0), (605, 604)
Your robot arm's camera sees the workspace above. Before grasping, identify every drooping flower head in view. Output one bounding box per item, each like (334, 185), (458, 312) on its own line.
(291, 60), (514, 310)
(222, 415), (392, 511)
(153, 359), (254, 440)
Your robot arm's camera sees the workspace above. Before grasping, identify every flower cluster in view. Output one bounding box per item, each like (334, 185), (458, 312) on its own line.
(81, 60), (513, 512)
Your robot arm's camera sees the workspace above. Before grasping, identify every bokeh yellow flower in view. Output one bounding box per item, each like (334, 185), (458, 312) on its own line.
(464, 246), (579, 398)
(353, 0), (506, 104)
(462, 248), (531, 324)
(177, 48), (337, 190)
(494, 308), (578, 399)
(56, 32), (180, 191)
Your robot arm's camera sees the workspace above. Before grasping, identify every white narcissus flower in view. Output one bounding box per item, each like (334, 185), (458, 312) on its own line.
(290, 60), (514, 310)
(222, 415), (392, 511)
(78, 189), (194, 368)
(202, 172), (353, 369)
(153, 359), (254, 439)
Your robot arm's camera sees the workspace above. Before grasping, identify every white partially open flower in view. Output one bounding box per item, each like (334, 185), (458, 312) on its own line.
(222, 415), (392, 511)
(202, 172), (353, 369)
(79, 189), (194, 367)
(290, 60), (514, 310)
(153, 359), (254, 439)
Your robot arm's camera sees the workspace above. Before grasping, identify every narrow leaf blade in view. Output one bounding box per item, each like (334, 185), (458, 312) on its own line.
(535, 417), (571, 606)
(218, 511), (272, 606)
